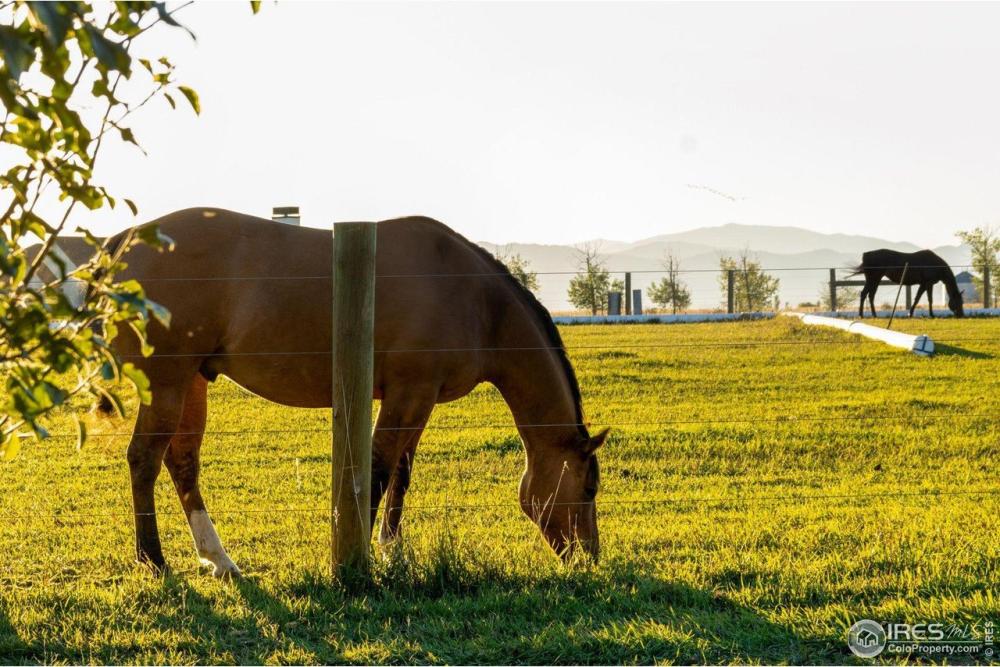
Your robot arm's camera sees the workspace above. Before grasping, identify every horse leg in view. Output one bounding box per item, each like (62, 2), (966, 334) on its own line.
(369, 391), (435, 546)
(910, 284), (926, 317)
(927, 285), (935, 318)
(163, 374), (240, 578)
(379, 439), (420, 545)
(858, 285), (869, 318)
(126, 384), (186, 572)
(868, 283), (877, 318)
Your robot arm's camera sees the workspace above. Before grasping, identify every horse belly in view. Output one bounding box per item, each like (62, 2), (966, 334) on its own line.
(218, 354), (333, 408)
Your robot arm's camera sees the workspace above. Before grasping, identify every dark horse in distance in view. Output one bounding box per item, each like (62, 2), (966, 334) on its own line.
(851, 249), (964, 318)
(107, 209), (607, 577)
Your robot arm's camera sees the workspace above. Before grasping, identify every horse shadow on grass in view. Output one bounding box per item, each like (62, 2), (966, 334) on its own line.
(0, 559), (843, 663)
(0, 600), (29, 663)
(147, 572), (334, 664)
(142, 561), (840, 664)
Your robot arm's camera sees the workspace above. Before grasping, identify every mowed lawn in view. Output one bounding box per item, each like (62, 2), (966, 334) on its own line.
(1, 317), (997, 664)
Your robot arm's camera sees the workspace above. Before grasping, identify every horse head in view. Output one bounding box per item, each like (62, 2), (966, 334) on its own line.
(949, 289), (965, 317)
(519, 427), (609, 562)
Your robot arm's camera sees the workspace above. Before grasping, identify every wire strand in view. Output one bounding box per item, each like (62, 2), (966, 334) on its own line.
(46, 264), (976, 283)
(2, 488), (996, 522)
(17, 410), (999, 440)
(111, 337), (1000, 359)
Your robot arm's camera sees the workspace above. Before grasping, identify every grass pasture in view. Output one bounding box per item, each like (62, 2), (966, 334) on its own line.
(1, 317), (998, 664)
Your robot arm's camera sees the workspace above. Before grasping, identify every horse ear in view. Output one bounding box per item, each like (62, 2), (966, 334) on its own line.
(583, 428), (610, 455)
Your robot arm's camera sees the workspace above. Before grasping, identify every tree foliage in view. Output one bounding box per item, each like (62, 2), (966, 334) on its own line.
(648, 251), (691, 314)
(0, 1), (219, 457)
(493, 246), (539, 294)
(819, 283), (859, 311)
(567, 243), (610, 315)
(718, 250), (780, 312)
(956, 226), (1000, 307)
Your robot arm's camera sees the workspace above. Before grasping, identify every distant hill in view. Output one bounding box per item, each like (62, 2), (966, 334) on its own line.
(480, 224), (972, 311)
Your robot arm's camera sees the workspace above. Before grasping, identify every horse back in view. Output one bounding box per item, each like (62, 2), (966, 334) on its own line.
(113, 208), (509, 408)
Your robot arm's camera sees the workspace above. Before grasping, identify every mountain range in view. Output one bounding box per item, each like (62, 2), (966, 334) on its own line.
(479, 224), (972, 311)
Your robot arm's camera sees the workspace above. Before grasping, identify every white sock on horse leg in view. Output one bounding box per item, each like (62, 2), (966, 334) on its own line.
(187, 510), (240, 578)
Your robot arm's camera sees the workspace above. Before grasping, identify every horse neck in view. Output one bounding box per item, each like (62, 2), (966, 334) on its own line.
(490, 323), (583, 458)
(940, 269), (961, 298)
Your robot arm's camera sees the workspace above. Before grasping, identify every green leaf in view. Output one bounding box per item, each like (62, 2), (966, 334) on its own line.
(28, 2), (72, 46)
(117, 125), (143, 151)
(177, 85), (200, 115)
(0, 25), (37, 80)
(250, 0), (262, 14)
(1, 436), (23, 462)
(124, 198), (139, 216)
(163, 92), (176, 109)
(121, 363), (152, 405)
(137, 223), (175, 250)
(83, 24), (131, 74)
(155, 4), (197, 40)
(147, 299), (171, 328)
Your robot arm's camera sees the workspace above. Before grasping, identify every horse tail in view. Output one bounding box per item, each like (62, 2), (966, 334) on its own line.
(93, 392), (117, 417)
(844, 264), (865, 278)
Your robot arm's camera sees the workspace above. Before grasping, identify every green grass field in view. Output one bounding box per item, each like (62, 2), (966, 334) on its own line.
(1, 317), (997, 664)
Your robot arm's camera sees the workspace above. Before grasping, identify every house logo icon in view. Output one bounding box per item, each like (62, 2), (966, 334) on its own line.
(848, 619), (887, 658)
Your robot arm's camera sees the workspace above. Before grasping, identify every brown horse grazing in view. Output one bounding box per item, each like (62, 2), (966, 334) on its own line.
(850, 249), (965, 319)
(108, 208), (607, 576)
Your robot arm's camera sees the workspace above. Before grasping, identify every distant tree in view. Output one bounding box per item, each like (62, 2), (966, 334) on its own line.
(567, 243), (610, 315)
(647, 251), (691, 314)
(494, 246), (539, 293)
(819, 283), (860, 311)
(956, 226), (1000, 306)
(717, 249), (780, 312)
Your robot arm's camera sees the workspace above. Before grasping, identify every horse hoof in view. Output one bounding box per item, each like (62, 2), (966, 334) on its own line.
(212, 562), (242, 580)
(378, 534), (400, 548)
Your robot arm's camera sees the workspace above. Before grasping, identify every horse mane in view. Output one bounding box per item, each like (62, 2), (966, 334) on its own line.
(408, 217), (587, 434)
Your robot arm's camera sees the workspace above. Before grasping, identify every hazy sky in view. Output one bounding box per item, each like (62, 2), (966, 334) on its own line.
(79, 1), (1000, 247)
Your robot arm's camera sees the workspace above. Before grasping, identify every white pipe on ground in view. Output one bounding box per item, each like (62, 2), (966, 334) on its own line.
(783, 313), (934, 356)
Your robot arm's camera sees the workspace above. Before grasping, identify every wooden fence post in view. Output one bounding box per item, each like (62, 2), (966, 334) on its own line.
(727, 269), (735, 314)
(331, 222), (377, 576)
(984, 264), (992, 308)
(624, 272), (632, 315)
(829, 268), (837, 312)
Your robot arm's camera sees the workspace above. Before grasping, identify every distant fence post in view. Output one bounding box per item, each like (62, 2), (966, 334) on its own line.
(726, 269), (735, 314)
(984, 265), (992, 308)
(624, 272), (632, 315)
(905, 285), (912, 311)
(828, 268), (837, 312)
(632, 289), (643, 315)
(331, 222), (377, 577)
